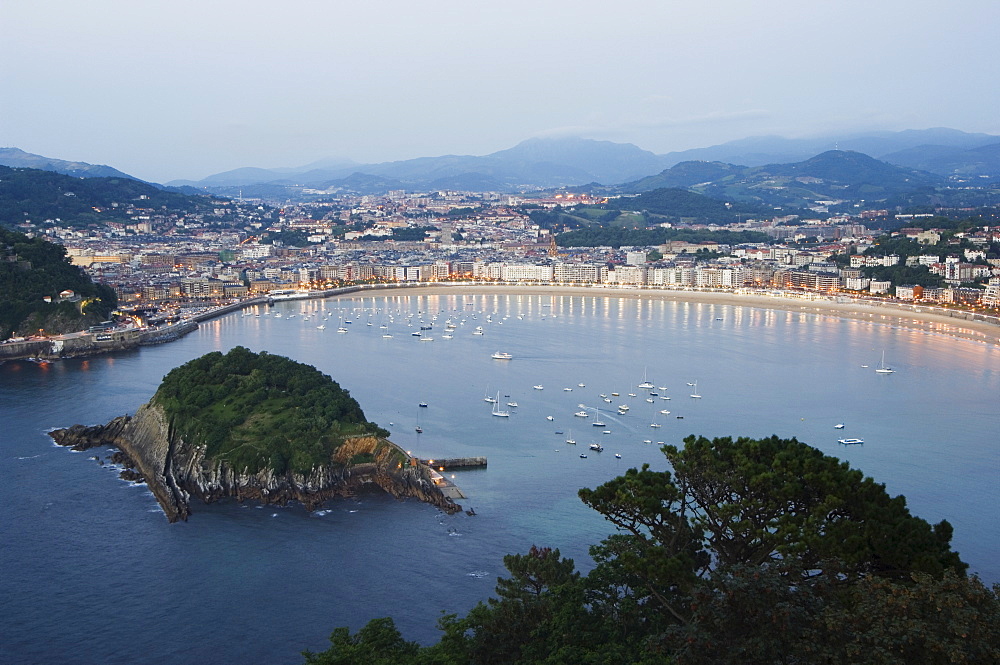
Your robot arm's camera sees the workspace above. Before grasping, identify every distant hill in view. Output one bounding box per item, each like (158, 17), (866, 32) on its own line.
(0, 165), (214, 228)
(625, 151), (944, 210)
(881, 142), (1000, 177)
(625, 161), (742, 191)
(0, 147), (141, 181)
(170, 129), (998, 197)
(658, 128), (999, 169)
(171, 137), (670, 193)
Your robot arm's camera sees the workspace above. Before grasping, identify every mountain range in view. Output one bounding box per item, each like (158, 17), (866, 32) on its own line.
(0, 147), (139, 180)
(3, 128), (999, 198)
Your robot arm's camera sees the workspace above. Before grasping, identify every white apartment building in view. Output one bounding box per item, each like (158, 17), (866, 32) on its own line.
(606, 266), (647, 285)
(553, 263), (606, 283)
(500, 264), (555, 282)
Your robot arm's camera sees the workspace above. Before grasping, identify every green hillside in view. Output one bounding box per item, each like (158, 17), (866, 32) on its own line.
(153, 347), (391, 475)
(626, 150), (946, 210)
(0, 228), (117, 338)
(0, 165), (213, 228)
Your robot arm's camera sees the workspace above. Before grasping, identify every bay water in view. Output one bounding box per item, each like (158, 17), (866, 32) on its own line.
(2, 291), (997, 664)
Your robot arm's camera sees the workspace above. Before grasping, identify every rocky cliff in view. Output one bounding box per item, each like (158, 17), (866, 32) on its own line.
(50, 402), (462, 522)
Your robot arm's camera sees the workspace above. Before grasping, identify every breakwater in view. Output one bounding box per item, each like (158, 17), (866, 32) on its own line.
(419, 457), (487, 470)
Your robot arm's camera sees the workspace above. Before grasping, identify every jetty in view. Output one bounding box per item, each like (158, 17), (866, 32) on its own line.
(418, 457), (487, 470)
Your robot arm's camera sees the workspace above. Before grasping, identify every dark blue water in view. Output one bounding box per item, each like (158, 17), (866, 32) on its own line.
(2, 291), (998, 665)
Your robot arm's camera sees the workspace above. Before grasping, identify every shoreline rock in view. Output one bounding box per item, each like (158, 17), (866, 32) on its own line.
(50, 402), (462, 522)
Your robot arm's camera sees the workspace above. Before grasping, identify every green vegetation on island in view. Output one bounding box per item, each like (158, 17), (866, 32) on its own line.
(0, 228), (117, 338)
(153, 347), (390, 475)
(302, 435), (997, 665)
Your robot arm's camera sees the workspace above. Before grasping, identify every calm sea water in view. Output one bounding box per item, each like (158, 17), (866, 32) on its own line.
(2, 290), (998, 665)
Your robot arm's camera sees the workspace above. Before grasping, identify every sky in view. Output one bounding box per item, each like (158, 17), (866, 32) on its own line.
(3, 0), (999, 183)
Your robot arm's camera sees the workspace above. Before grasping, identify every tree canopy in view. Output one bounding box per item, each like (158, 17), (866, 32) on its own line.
(0, 165), (212, 228)
(154, 346), (389, 474)
(0, 227), (117, 338)
(300, 435), (996, 664)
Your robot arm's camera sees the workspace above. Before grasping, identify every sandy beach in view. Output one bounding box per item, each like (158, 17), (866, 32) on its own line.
(330, 284), (1000, 347)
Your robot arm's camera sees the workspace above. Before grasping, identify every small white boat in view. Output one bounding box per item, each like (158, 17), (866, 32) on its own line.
(646, 398), (654, 403)
(589, 443), (603, 452)
(659, 409), (671, 415)
(838, 438), (864, 445)
(574, 411), (589, 418)
(506, 401), (518, 407)
(650, 422), (662, 428)
(614, 453), (622, 459)
(420, 337), (434, 342)
(546, 415), (555, 421)
(563, 387), (573, 391)
(579, 454), (588, 458)
(492, 351), (512, 360)
(533, 385), (544, 390)
(689, 381), (702, 398)
(492, 392), (510, 417)
(337, 327), (348, 334)
(875, 350), (894, 374)
(638, 367), (654, 390)
(316, 325), (326, 330)
(577, 383), (586, 387)
(834, 423), (845, 429)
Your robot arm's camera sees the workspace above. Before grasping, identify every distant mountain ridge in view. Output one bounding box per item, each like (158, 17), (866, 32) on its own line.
(626, 150), (945, 209)
(6, 127), (998, 197)
(658, 128), (1000, 171)
(0, 148), (141, 181)
(171, 129), (997, 195)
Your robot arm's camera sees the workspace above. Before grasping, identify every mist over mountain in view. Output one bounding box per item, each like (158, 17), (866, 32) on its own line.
(658, 128), (1000, 168)
(881, 141), (1000, 177)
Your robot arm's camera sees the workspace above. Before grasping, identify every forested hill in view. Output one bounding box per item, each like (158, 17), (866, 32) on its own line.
(557, 226), (770, 249)
(152, 347), (391, 475)
(0, 228), (117, 338)
(0, 165), (214, 228)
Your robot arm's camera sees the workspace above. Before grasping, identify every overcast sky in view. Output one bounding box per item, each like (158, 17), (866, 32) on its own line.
(3, 0), (998, 183)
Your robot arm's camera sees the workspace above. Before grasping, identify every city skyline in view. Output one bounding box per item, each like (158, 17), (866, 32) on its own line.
(3, 1), (1000, 183)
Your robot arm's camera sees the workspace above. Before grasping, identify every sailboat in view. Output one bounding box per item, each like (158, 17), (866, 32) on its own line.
(492, 392), (510, 417)
(565, 430), (576, 445)
(875, 350), (895, 374)
(638, 367), (654, 390)
(689, 381), (701, 398)
(591, 407), (606, 427)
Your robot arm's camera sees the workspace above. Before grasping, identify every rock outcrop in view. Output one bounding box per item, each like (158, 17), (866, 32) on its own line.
(50, 402), (462, 522)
